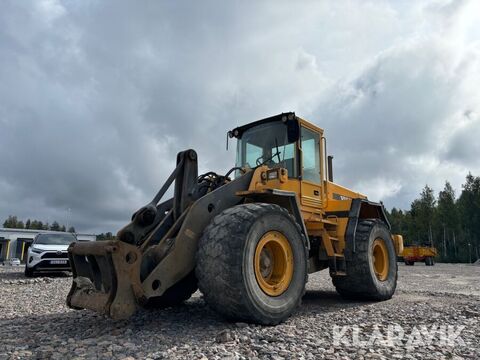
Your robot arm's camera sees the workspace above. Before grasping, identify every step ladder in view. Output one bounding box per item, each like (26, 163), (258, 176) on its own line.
(320, 217), (346, 276)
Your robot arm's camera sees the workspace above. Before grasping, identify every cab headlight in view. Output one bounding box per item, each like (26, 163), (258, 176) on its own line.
(31, 248), (43, 254)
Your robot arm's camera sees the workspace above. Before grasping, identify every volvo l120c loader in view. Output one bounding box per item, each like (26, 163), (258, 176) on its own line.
(67, 113), (403, 324)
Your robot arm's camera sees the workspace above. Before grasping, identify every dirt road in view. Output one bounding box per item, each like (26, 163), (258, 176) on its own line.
(0, 263), (478, 359)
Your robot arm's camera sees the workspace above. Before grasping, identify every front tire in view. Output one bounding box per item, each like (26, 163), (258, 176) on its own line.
(332, 219), (397, 300)
(24, 266), (34, 278)
(196, 203), (308, 325)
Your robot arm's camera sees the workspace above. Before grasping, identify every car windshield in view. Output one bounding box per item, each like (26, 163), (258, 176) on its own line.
(35, 233), (76, 245)
(235, 121), (297, 177)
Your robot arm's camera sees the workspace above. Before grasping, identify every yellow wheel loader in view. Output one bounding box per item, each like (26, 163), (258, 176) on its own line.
(67, 112), (403, 324)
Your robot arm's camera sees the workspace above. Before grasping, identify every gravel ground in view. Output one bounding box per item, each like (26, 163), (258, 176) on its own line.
(0, 263), (478, 360)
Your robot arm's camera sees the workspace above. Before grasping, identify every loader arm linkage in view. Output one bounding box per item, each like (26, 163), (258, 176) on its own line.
(67, 149), (250, 319)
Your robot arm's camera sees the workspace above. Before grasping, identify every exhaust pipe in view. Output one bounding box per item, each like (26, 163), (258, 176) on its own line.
(327, 155), (334, 182)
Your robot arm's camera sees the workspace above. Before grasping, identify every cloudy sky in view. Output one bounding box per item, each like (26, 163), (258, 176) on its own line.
(1, 0), (480, 233)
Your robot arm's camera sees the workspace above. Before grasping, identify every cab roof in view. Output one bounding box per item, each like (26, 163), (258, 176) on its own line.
(229, 112), (323, 139)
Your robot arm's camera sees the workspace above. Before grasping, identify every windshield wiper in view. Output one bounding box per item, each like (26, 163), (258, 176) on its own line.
(274, 138), (282, 163)
(255, 137), (282, 168)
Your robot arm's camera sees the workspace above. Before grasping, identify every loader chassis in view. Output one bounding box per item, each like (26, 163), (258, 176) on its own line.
(67, 112), (403, 324)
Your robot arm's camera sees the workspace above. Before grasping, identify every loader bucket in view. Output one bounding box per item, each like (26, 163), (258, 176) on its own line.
(66, 240), (144, 320)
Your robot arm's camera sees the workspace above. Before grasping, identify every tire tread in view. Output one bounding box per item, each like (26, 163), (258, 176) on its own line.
(196, 203), (307, 324)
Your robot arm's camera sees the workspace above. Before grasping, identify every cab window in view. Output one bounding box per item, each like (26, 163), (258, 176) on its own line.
(245, 143), (263, 168)
(236, 121), (298, 177)
(301, 127), (320, 183)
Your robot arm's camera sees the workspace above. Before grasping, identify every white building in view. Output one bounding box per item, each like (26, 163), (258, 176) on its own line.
(0, 228), (96, 263)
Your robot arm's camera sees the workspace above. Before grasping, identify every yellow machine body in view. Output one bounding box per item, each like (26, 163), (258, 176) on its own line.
(236, 115), (402, 274)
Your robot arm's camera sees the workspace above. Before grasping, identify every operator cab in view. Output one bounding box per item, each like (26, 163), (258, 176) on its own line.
(229, 112), (324, 184)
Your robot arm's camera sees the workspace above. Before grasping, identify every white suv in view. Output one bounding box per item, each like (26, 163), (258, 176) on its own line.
(25, 233), (76, 277)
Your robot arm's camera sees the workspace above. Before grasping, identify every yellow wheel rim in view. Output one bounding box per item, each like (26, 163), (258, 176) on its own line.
(372, 238), (389, 281)
(254, 231), (293, 296)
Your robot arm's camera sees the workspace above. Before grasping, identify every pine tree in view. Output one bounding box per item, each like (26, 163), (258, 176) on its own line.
(50, 221), (60, 231)
(436, 182), (458, 261)
(458, 173), (480, 263)
(410, 185), (436, 245)
(3, 215), (18, 228)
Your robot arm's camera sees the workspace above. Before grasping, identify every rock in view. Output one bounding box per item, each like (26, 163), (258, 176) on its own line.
(216, 330), (235, 343)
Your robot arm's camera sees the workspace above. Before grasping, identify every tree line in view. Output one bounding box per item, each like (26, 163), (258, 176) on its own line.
(97, 232), (116, 240)
(387, 173), (480, 263)
(2, 215), (75, 233)
(2, 215), (116, 240)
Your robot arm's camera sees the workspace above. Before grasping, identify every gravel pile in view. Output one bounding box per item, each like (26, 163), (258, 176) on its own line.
(0, 263), (478, 359)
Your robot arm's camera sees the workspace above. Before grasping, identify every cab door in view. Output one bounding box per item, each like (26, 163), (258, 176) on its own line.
(300, 126), (323, 209)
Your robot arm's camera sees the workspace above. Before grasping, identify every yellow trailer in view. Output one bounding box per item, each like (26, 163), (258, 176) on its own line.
(403, 246), (437, 266)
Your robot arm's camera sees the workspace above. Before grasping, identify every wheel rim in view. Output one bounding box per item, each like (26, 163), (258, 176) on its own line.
(372, 238), (389, 281)
(254, 231), (293, 296)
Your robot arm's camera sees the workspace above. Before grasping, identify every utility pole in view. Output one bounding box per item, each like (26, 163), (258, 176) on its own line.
(468, 243), (472, 264)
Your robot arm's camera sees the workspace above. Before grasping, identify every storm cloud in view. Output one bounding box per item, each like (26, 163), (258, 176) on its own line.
(1, 0), (479, 232)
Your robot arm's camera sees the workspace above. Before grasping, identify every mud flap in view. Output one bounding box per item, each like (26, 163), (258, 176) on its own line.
(66, 241), (144, 320)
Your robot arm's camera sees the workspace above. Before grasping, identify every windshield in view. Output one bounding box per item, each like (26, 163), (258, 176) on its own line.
(35, 233), (76, 245)
(235, 121), (297, 177)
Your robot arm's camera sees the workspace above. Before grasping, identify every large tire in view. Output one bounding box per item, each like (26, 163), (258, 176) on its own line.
(196, 203), (308, 325)
(144, 271), (197, 309)
(332, 219), (397, 300)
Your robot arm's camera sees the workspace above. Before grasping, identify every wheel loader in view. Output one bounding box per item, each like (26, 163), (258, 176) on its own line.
(67, 112), (403, 324)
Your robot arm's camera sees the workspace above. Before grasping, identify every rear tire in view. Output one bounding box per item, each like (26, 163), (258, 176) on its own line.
(196, 203), (308, 325)
(144, 271), (197, 309)
(332, 219), (397, 300)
